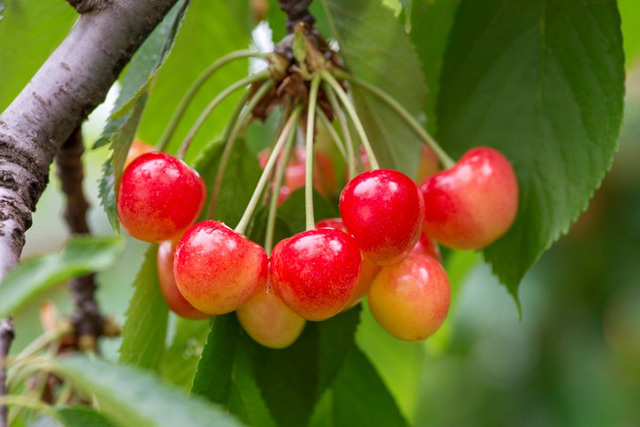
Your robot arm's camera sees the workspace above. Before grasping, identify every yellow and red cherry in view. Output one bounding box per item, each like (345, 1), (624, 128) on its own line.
(339, 170), (425, 265)
(368, 249), (450, 342)
(314, 217), (381, 309)
(157, 240), (208, 320)
(124, 139), (155, 169)
(414, 234), (441, 262)
(420, 147), (518, 250)
(417, 145), (439, 183)
(117, 152), (206, 243)
(270, 228), (361, 321)
(173, 220), (267, 315)
(237, 285), (306, 349)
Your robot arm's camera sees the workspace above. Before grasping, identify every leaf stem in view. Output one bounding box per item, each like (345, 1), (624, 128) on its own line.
(264, 124), (297, 255)
(157, 50), (267, 151)
(177, 71), (270, 159)
(316, 109), (347, 160)
(206, 80), (275, 218)
(324, 83), (356, 179)
(235, 107), (302, 235)
(334, 71), (455, 169)
(321, 71), (379, 170)
(305, 76), (321, 231)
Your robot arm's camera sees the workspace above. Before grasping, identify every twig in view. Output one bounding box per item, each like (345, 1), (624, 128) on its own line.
(55, 128), (103, 350)
(0, 318), (15, 427)
(277, 0), (315, 34)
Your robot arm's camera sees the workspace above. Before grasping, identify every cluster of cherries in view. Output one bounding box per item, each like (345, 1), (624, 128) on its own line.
(117, 139), (518, 348)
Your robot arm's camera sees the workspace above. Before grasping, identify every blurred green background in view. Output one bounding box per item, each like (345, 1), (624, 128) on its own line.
(3, 1), (639, 426)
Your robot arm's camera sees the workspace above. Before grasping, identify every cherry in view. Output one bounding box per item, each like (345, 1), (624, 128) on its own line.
(420, 147), (518, 250)
(117, 152), (206, 243)
(339, 170), (425, 265)
(417, 145), (439, 183)
(314, 218), (381, 309)
(237, 285), (306, 349)
(270, 228), (361, 321)
(124, 139), (155, 169)
(173, 220), (268, 315)
(368, 248), (450, 342)
(414, 234), (441, 262)
(157, 240), (208, 320)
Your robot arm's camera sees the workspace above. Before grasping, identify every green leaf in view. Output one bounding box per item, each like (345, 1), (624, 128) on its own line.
(56, 406), (114, 427)
(193, 308), (361, 427)
(191, 315), (276, 427)
(161, 317), (210, 391)
(136, 1), (253, 163)
(437, 0), (625, 294)
(320, 0), (428, 178)
(277, 189), (340, 234)
(0, 236), (123, 317)
(51, 355), (241, 427)
(192, 138), (262, 226)
(409, 0), (460, 133)
(309, 346), (408, 427)
(0, 0), (76, 111)
(118, 245), (169, 371)
(619, 0), (640, 67)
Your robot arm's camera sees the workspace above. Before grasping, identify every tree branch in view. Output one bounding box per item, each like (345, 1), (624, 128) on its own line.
(277, 0), (315, 33)
(55, 128), (103, 350)
(0, 319), (14, 427)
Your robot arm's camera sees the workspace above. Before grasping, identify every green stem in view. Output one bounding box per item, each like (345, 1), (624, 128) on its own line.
(305, 76), (321, 231)
(235, 107), (302, 235)
(324, 83), (356, 179)
(205, 79), (275, 218)
(321, 71), (380, 170)
(316, 108), (347, 160)
(157, 50), (266, 151)
(177, 71), (270, 159)
(264, 124), (297, 255)
(334, 70), (455, 169)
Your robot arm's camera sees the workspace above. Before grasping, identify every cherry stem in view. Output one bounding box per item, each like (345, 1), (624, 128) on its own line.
(206, 80), (275, 218)
(157, 50), (267, 152)
(0, 395), (57, 422)
(324, 83), (356, 179)
(316, 109), (347, 160)
(264, 122), (297, 255)
(334, 71), (456, 169)
(235, 106), (302, 235)
(321, 71), (380, 170)
(177, 71), (270, 159)
(305, 75), (321, 231)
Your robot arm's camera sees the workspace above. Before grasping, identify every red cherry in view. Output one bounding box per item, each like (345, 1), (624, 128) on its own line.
(157, 240), (208, 320)
(417, 145), (439, 183)
(124, 139), (155, 169)
(340, 170), (425, 265)
(237, 285), (306, 349)
(117, 152), (206, 243)
(270, 228), (361, 321)
(414, 234), (441, 262)
(173, 220), (268, 315)
(368, 249), (450, 342)
(314, 217), (381, 309)
(420, 147), (518, 250)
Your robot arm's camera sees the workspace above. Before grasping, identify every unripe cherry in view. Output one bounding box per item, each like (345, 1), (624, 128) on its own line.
(117, 152), (206, 243)
(124, 139), (155, 169)
(237, 285), (306, 349)
(157, 240), (208, 320)
(420, 147), (518, 250)
(339, 170), (425, 265)
(368, 249), (450, 342)
(174, 220), (268, 315)
(270, 228), (361, 321)
(314, 218), (381, 309)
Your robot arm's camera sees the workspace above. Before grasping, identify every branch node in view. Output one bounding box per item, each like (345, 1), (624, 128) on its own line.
(67, 0), (111, 14)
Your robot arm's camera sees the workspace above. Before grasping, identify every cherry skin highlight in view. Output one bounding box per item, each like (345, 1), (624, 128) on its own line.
(340, 170), (425, 265)
(420, 147), (518, 250)
(124, 139), (155, 169)
(368, 249), (450, 342)
(157, 240), (209, 320)
(270, 228), (361, 321)
(237, 286), (306, 349)
(117, 152), (206, 243)
(173, 220), (268, 315)
(315, 218), (381, 309)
